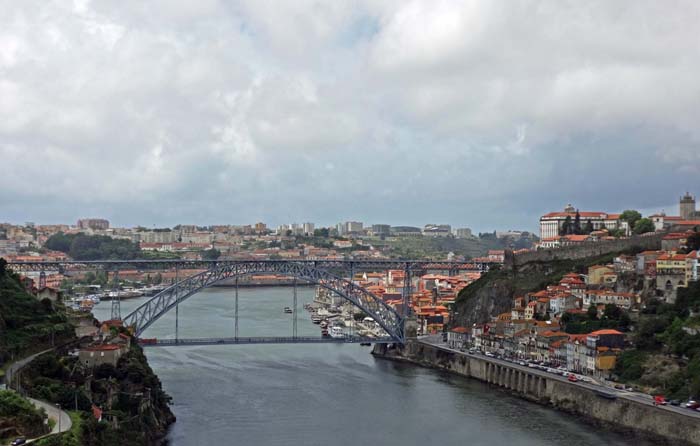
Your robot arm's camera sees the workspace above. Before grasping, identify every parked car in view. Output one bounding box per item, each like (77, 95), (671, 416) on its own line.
(669, 400), (681, 406)
(568, 374), (578, 382)
(11, 438), (26, 446)
(654, 395), (668, 406)
(485, 351), (494, 357)
(685, 400), (699, 409)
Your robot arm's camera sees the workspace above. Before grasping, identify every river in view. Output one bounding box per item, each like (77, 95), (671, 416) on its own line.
(93, 287), (648, 446)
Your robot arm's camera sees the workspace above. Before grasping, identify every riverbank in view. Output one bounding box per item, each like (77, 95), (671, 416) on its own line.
(372, 340), (700, 446)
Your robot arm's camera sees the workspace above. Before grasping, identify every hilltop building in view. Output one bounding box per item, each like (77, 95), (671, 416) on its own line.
(539, 204), (629, 239)
(77, 218), (109, 230)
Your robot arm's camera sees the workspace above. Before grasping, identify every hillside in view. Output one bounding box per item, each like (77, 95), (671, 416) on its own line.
(0, 390), (48, 441)
(0, 259), (75, 372)
(0, 259), (175, 445)
(452, 252), (620, 327)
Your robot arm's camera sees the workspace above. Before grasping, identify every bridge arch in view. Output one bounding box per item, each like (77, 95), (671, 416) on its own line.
(122, 261), (405, 342)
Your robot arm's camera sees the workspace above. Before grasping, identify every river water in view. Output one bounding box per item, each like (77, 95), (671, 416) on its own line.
(93, 287), (646, 446)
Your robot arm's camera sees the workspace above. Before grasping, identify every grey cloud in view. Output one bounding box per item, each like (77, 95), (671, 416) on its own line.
(1, 0), (699, 231)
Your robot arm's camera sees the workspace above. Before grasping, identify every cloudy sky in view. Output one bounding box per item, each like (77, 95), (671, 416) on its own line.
(1, 0), (699, 232)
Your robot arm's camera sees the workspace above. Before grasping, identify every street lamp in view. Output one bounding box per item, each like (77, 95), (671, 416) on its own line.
(55, 403), (61, 433)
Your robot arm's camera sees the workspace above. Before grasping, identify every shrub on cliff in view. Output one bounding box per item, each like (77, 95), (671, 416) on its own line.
(0, 390), (48, 440)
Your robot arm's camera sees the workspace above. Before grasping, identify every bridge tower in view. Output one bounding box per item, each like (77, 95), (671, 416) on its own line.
(110, 270), (121, 320)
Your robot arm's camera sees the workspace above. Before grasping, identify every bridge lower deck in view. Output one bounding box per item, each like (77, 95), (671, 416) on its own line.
(140, 336), (397, 347)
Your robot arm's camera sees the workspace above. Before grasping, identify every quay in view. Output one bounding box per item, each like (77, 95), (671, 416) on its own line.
(373, 338), (700, 446)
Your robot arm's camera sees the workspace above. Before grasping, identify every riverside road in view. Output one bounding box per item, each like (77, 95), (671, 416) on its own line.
(419, 336), (700, 419)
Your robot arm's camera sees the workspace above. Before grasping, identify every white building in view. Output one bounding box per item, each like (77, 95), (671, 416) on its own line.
(539, 204), (629, 239)
(303, 222), (315, 235)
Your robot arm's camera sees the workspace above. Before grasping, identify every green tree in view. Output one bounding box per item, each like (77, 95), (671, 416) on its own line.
(583, 219), (594, 234)
(587, 305), (598, 320)
(313, 228), (330, 238)
(560, 216), (573, 236)
(573, 210), (582, 235)
(686, 232), (700, 252)
(201, 248), (221, 260)
(620, 210), (642, 228)
(633, 218), (655, 234)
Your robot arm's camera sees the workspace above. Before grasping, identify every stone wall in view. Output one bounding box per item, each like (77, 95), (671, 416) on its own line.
(373, 341), (700, 446)
(505, 232), (664, 270)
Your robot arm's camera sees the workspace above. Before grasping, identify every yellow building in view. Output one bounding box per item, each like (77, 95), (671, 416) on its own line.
(587, 265), (615, 285)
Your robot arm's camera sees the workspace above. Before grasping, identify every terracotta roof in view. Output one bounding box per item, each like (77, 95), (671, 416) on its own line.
(589, 329), (624, 336)
(83, 344), (122, 351)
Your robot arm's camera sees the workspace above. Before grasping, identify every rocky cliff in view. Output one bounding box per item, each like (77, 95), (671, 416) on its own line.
(453, 252), (629, 327)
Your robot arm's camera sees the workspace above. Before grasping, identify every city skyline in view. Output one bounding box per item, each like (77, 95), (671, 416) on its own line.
(2, 2), (700, 232)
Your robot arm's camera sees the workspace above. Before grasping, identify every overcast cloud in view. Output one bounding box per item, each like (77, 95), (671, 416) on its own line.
(1, 0), (699, 232)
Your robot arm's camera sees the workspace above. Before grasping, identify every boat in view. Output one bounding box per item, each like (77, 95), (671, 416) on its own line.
(283, 307), (293, 314)
(320, 320), (328, 329)
(311, 315), (322, 324)
(360, 342), (372, 347)
(321, 328), (330, 337)
(330, 326), (344, 339)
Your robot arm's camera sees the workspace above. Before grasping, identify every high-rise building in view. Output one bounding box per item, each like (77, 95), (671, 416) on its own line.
(371, 224), (391, 236)
(255, 222), (267, 234)
(303, 222), (315, 235)
(680, 192), (696, 220)
(346, 221), (363, 234)
(77, 218), (109, 230)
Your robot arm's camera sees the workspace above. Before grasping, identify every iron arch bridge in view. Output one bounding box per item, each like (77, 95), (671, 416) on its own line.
(6, 259), (495, 346)
(122, 261), (405, 342)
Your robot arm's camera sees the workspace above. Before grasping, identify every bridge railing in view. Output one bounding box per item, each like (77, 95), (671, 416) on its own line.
(141, 336), (396, 346)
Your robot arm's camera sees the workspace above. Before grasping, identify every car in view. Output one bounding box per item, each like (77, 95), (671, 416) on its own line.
(614, 384), (625, 390)
(670, 400), (681, 406)
(686, 400), (700, 409)
(568, 374), (578, 382)
(518, 361), (527, 366)
(485, 351), (494, 357)
(625, 386), (634, 392)
(11, 438), (26, 446)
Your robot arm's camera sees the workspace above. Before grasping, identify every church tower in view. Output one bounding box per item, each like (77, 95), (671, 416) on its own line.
(680, 192), (696, 220)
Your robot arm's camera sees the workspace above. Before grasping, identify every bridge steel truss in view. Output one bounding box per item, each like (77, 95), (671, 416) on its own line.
(121, 261), (408, 342)
(6, 258), (495, 345)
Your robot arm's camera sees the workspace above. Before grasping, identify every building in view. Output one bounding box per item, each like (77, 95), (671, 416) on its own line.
(78, 344), (124, 368)
(371, 224), (391, 236)
(254, 222), (267, 234)
(390, 226), (422, 237)
(423, 224), (452, 237)
(680, 192), (697, 220)
(687, 251), (699, 283)
(453, 227), (473, 238)
(539, 204), (629, 239)
(656, 252), (688, 302)
(447, 327), (471, 350)
(302, 222), (315, 235)
(587, 265), (615, 285)
(77, 218), (109, 230)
